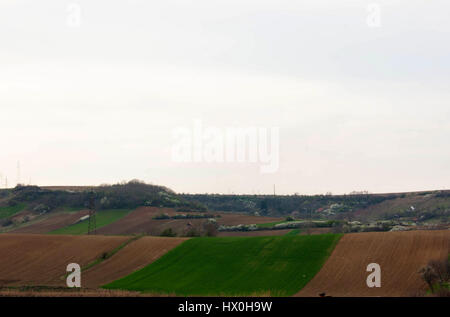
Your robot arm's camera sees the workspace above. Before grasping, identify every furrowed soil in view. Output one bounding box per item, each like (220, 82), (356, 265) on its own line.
(296, 230), (450, 297)
(11, 210), (89, 234)
(0, 234), (130, 287)
(82, 236), (187, 287)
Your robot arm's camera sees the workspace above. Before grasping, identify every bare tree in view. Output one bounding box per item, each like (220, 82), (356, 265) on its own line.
(419, 256), (449, 294)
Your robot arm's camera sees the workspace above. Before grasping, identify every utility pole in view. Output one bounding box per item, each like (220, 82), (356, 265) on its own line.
(307, 208), (313, 235)
(87, 192), (97, 235)
(273, 184), (276, 196)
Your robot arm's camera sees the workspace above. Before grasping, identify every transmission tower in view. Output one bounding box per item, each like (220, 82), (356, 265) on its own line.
(87, 192), (97, 235)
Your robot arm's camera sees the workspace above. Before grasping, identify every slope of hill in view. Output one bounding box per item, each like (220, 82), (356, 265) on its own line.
(12, 209), (89, 234)
(181, 191), (450, 223)
(49, 209), (132, 235)
(0, 234), (130, 287)
(96, 206), (283, 236)
(82, 236), (187, 287)
(0, 181), (207, 233)
(0, 234), (185, 289)
(296, 230), (450, 297)
(103, 234), (342, 296)
(0, 183), (448, 235)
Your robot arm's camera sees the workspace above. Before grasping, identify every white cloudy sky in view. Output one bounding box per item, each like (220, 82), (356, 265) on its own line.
(0, 0), (449, 194)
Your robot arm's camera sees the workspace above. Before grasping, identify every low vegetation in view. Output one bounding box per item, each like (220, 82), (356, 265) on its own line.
(0, 180), (206, 216)
(180, 193), (396, 217)
(153, 213), (219, 220)
(181, 191), (450, 226)
(420, 255), (450, 297)
(0, 203), (26, 220)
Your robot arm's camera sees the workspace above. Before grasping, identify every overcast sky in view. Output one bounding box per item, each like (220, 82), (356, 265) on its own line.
(1, 0), (449, 194)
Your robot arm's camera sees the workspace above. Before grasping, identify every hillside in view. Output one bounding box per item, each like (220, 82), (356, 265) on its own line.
(0, 182), (448, 236)
(0, 234), (130, 287)
(103, 235), (342, 296)
(296, 230), (450, 297)
(0, 180), (207, 233)
(181, 191), (450, 225)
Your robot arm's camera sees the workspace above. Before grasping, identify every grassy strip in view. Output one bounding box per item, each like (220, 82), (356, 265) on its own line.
(285, 229), (302, 236)
(0, 203), (26, 219)
(48, 209), (131, 235)
(256, 220), (290, 228)
(104, 234), (342, 296)
(82, 235), (143, 272)
(61, 235), (143, 281)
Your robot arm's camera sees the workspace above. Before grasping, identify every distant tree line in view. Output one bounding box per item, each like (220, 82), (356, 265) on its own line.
(2, 180), (206, 213)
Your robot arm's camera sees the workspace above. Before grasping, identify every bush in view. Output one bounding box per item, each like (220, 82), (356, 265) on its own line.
(203, 220), (219, 237)
(160, 228), (177, 237)
(185, 228), (201, 237)
(33, 204), (50, 214)
(420, 256), (450, 295)
(1, 219), (13, 227)
(218, 224), (258, 232)
(154, 213), (170, 220)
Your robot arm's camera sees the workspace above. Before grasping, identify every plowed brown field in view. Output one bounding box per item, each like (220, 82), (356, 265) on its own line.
(296, 230), (450, 297)
(82, 236), (187, 287)
(96, 207), (202, 235)
(0, 234), (130, 287)
(300, 228), (332, 235)
(12, 210), (89, 234)
(96, 207), (282, 236)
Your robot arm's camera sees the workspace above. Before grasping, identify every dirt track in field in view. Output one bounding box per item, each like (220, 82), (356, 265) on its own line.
(82, 236), (187, 287)
(12, 210), (89, 234)
(296, 230), (450, 297)
(0, 234), (130, 287)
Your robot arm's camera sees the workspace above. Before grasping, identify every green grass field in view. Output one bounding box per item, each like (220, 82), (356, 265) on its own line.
(104, 234), (342, 296)
(0, 203), (26, 219)
(49, 209), (131, 235)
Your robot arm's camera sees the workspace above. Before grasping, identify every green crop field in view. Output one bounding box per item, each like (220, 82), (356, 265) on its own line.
(49, 209), (131, 235)
(256, 220), (288, 228)
(104, 234), (342, 296)
(0, 203), (26, 219)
